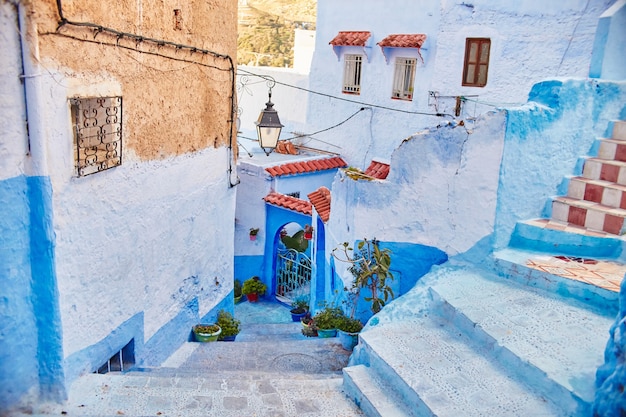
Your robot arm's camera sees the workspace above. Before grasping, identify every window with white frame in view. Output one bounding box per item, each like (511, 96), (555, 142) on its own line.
(70, 96), (123, 177)
(342, 54), (362, 94)
(392, 57), (416, 100)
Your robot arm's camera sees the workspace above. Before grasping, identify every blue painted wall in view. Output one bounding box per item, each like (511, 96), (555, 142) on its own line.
(0, 175), (65, 408)
(234, 254), (264, 284)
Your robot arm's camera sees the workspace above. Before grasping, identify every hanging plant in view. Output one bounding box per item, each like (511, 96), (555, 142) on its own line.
(303, 224), (313, 240)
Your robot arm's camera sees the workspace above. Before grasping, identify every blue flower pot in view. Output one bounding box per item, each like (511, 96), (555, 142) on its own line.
(317, 328), (337, 338)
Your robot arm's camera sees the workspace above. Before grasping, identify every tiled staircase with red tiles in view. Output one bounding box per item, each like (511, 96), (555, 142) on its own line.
(509, 120), (626, 263)
(551, 120), (626, 235)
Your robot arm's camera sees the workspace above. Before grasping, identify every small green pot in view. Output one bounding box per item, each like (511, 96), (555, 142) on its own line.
(193, 324), (221, 342)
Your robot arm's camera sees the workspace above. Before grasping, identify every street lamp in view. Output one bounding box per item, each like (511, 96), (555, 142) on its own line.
(255, 82), (283, 156)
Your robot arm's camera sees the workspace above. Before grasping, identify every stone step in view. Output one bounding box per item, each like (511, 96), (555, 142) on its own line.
(237, 321), (308, 341)
(343, 364), (416, 417)
(41, 370), (361, 416)
(582, 157), (626, 185)
(598, 138), (626, 161)
(567, 176), (626, 209)
(428, 267), (614, 415)
(492, 247), (621, 315)
(611, 120), (626, 141)
(355, 315), (565, 417)
(552, 196), (626, 234)
(160, 337), (350, 375)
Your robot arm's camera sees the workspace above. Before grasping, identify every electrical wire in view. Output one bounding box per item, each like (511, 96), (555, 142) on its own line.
(237, 68), (454, 118)
(237, 107), (368, 144)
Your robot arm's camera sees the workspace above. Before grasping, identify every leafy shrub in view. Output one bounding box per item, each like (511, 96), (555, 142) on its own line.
(242, 276), (267, 295)
(216, 310), (241, 339)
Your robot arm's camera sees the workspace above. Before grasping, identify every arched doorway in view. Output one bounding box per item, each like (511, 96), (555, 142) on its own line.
(274, 222), (312, 304)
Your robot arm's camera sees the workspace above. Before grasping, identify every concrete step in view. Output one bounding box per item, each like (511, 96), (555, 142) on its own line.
(40, 370), (361, 416)
(552, 195), (626, 235)
(567, 176), (626, 209)
(162, 337), (350, 375)
(343, 364), (416, 417)
(428, 267), (614, 415)
(237, 321), (308, 341)
(354, 315), (565, 417)
(492, 248), (621, 315)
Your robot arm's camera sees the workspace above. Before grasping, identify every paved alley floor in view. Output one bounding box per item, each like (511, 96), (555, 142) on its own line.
(25, 299), (362, 417)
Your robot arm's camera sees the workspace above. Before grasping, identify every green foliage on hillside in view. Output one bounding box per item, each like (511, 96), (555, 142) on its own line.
(238, 0), (316, 68)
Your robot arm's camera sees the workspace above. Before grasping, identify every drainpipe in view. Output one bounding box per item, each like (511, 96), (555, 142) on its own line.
(17, 1), (67, 403)
(17, 1), (48, 176)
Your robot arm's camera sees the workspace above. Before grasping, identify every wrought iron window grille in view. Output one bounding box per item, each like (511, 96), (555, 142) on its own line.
(71, 96), (123, 177)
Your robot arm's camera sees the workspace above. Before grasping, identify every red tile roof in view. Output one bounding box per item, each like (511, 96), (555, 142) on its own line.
(329, 31), (371, 47)
(264, 192), (312, 215)
(265, 157), (347, 177)
(364, 160), (390, 179)
(307, 187), (331, 222)
(377, 34), (427, 49)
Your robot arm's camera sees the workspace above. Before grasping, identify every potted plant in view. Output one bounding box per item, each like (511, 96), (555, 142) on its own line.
(216, 310), (241, 341)
(336, 315), (363, 351)
(242, 276), (267, 302)
(312, 304), (343, 338)
(289, 296), (309, 322)
(193, 323), (221, 342)
(234, 279), (243, 304)
(300, 312), (317, 337)
(249, 228), (259, 241)
(303, 224), (313, 240)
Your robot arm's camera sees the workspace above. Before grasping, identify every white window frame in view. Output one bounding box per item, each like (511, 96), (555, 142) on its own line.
(342, 54), (362, 95)
(392, 57), (416, 101)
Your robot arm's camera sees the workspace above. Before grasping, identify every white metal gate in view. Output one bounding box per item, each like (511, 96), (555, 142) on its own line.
(275, 249), (311, 304)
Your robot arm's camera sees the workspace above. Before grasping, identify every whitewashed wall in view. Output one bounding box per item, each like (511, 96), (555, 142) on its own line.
(38, 68), (236, 359)
(327, 111), (506, 261)
(307, 0), (615, 167)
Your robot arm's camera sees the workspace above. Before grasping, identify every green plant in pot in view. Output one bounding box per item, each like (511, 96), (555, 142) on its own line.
(336, 315), (363, 350)
(289, 296), (309, 322)
(312, 304), (343, 338)
(242, 276), (267, 302)
(216, 310), (241, 341)
(234, 279), (243, 304)
(193, 323), (221, 342)
(300, 312), (317, 337)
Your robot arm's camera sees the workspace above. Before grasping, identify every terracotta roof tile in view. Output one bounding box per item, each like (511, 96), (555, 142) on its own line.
(364, 160), (390, 180)
(329, 31), (371, 47)
(307, 186), (332, 222)
(265, 157), (348, 177)
(377, 34), (427, 49)
(264, 192), (312, 215)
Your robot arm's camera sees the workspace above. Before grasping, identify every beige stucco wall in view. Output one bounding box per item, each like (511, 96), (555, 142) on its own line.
(30, 0), (237, 160)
